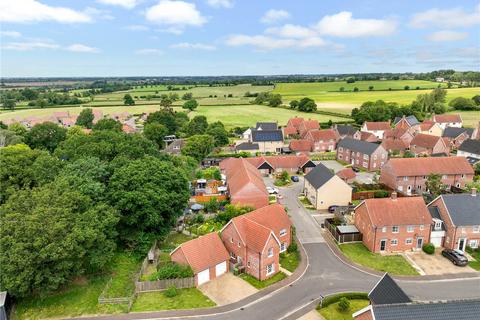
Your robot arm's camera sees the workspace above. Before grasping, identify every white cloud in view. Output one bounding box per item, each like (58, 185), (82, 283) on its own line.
(265, 24), (316, 39)
(158, 27), (184, 34)
(426, 30), (468, 42)
(145, 0), (207, 31)
(96, 0), (140, 9)
(0, 0), (92, 23)
(170, 42), (216, 50)
(207, 0), (233, 9)
(260, 9), (290, 24)
(2, 41), (60, 51)
(84, 7), (114, 20)
(410, 5), (480, 28)
(0, 31), (22, 38)
(315, 11), (397, 37)
(66, 44), (100, 53)
(225, 34), (328, 51)
(125, 24), (149, 31)
(135, 48), (163, 55)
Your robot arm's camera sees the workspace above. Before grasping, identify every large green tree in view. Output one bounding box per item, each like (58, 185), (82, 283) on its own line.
(186, 115), (208, 136)
(0, 129), (23, 147)
(123, 94), (135, 106)
(75, 108), (95, 129)
(298, 97), (317, 112)
(144, 122), (169, 149)
(206, 122), (229, 146)
(93, 118), (122, 132)
(25, 122), (67, 153)
(182, 99), (198, 112)
(146, 110), (178, 135)
(425, 173), (444, 197)
(181, 134), (215, 161)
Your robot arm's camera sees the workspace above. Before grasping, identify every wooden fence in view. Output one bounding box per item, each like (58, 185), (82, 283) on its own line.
(352, 190), (393, 201)
(135, 277), (195, 292)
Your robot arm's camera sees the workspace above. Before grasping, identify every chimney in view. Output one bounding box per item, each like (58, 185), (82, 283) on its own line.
(391, 192), (397, 200)
(472, 188), (477, 197)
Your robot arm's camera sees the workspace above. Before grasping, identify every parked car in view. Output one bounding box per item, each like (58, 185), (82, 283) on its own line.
(266, 186), (279, 194)
(291, 175), (299, 182)
(441, 249), (468, 266)
(351, 166), (360, 173)
(328, 205), (339, 213)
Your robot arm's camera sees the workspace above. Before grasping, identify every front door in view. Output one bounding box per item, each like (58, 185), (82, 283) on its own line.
(458, 238), (466, 251)
(380, 239), (387, 251)
(407, 185), (412, 195)
(416, 237), (423, 249)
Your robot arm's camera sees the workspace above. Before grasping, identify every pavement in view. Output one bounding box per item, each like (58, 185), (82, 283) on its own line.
(199, 273), (258, 306)
(76, 175), (480, 320)
(296, 310), (323, 320)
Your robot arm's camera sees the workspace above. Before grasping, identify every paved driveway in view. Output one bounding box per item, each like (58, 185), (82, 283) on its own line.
(405, 251), (478, 275)
(315, 160), (344, 173)
(199, 273), (258, 306)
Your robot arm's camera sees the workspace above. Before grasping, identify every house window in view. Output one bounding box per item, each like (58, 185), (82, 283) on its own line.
(230, 252), (236, 260)
(473, 226), (480, 233)
(382, 227), (387, 233)
(461, 174), (465, 179)
(434, 221), (442, 230)
(456, 183), (461, 188)
(419, 225), (424, 230)
(247, 261), (251, 268)
(266, 263), (275, 275)
(403, 176), (408, 181)
(280, 243), (287, 252)
(405, 238), (413, 245)
(339, 147), (343, 152)
(339, 154), (343, 160)
(230, 237), (233, 243)
(238, 241), (241, 248)
(268, 247), (274, 257)
(392, 226), (399, 233)
(363, 154), (369, 160)
(442, 175), (447, 180)
(362, 161), (368, 168)
(391, 239), (398, 246)
(469, 240), (479, 249)
(381, 154), (385, 159)
(461, 227), (466, 233)
(374, 155), (377, 160)
(280, 229), (287, 237)
(407, 226), (414, 233)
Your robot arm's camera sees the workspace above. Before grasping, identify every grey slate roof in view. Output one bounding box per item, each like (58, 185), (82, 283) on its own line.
(251, 129), (283, 142)
(459, 139), (480, 155)
(336, 125), (358, 136)
(428, 206), (446, 230)
(164, 139), (185, 155)
(442, 127), (474, 139)
(440, 194), (480, 226)
(304, 163), (334, 189)
(393, 115), (419, 126)
(368, 273), (411, 305)
(236, 142), (259, 151)
(337, 137), (381, 155)
(255, 122), (278, 130)
(372, 299), (480, 320)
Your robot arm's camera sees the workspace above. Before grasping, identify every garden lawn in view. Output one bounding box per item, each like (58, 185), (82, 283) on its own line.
(280, 250), (301, 272)
(239, 272), (287, 289)
(159, 232), (195, 251)
(102, 252), (140, 298)
(466, 248), (480, 271)
(130, 289), (215, 312)
(339, 243), (419, 276)
(318, 299), (370, 320)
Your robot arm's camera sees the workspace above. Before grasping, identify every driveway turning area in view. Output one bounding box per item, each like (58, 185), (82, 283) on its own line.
(199, 273), (258, 306)
(404, 251), (478, 275)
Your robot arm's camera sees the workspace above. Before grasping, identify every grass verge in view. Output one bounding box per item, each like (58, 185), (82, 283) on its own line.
(239, 272), (287, 289)
(339, 243), (419, 276)
(130, 289), (215, 312)
(103, 252), (140, 298)
(159, 232), (195, 251)
(318, 299), (369, 320)
(466, 247), (480, 271)
(280, 250), (301, 272)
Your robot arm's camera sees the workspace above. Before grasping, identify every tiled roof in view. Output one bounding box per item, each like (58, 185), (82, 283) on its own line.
(283, 126), (298, 136)
(243, 203), (291, 239)
(360, 196), (432, 227)
(335, 125), (358, 136)
(304, 163), (335, 189)
(360, 131), (378, 142)
(382, 157), (474, 176)
(364, 121), (390, 131)
(381, 139), (408, 152)
(419, 120), (436, 131)
(337, 137), (382, 155)
(410, 133), (443, 149)
(439, 194), (480, 226)
(289, 139), (312, 152)
(287, 117), (305, 128)
(171, 232), (229, 273)
(443, 127), (474, 139)
(255, 122), (278, 130)
(246, 155), (311, 170)
(251, 129), (283, 142)
(236, 142), (260, 151)
(393, 115), (419, 127)
(305, 129), (338, 142)
(369, 273), (411, 305)
(383, 128), (412, 140)
(122, 124), (136, 133)
(299, 120), (320, 136)
(458, 139), (480, 155)
(433, 114), (462, 123)
(336, 168), (356, 180)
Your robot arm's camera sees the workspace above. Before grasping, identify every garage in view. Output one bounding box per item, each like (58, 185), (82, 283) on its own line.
(215, 261), (227, 276)
(430, 235), (443, 247)
(197, 269), (210, 285)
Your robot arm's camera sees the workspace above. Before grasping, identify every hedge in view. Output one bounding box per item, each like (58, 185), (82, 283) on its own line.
(149, 263), (194, 280)
(422, 243), (435, 255)
(317, 292), (369, 309)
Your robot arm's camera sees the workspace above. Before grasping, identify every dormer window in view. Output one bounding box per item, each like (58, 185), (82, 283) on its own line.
(434, 221), (442, 230)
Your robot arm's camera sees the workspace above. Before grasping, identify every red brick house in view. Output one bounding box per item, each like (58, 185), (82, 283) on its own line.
(283, 126), (298, 138)
(383, 128), (415, 145)
(336, 168), (356, 183)
(427, 191), (480, 251)
(354, 195), (432, 253)
(354, 131), (379, 143)
(360, 121), (391, 139)
(171, 232), (230, 286)
(432, 114), (462, 130)
(220, 204), (292, 280)
(442, 127), (477, 149)
(379, 157), (474, 195)
(409, 133), (450, 156)
(393, 115), (420, 130)
(298, 120), (320, 137)
(336, 137), (388, 171)
(286, 117), (305, 130)
(304, 129), (339, 152)
(289, 139), (313, 153)
(380, 139), (408, 156)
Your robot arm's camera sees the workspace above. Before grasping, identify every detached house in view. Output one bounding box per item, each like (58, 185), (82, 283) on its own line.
(304, 129), (339, 152)
(298, 119), (320, 137)
(432, 114), (462, 129)
(333, 124), (359, 139)
(220, 204), (292, 281)
(428, 191), (480, 251)
(458, 139), (480, 160)
(418, 120), (443, 137)
(393, 115), (420, 130)
(383, 127), (415, 145)
(360, 121), (391, 139)
(250, 129), (284, 153)
(409, 133), (450, 156)
(379, 157), (474, 195)
(336, 138), (388, 171)
(354, 195), (432, 253)
(442, 127), (476, 149)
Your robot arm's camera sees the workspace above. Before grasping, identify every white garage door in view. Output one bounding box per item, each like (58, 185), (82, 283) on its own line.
(197, 268), (210, 285)
(431, 236), (442, 247)
(215, 261), (227, 276)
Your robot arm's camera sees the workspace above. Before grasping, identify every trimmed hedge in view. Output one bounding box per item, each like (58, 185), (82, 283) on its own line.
(149, 263), (194, 280)
(317, 292), (368, 309)
(422, 243), (435, 255)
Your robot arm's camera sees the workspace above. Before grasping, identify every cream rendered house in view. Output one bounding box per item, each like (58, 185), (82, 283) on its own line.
(304, 163), (352, 210)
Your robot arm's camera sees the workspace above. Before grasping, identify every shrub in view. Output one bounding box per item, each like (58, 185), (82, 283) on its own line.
(374, 190), (389, 198)
(337, 297), (350, 312)
(163, 286), (178, 298)
(318, 292), (368, 309)
(422, 243), (435, 255)
(150, 263), (194, 280)
(287, 240), (298, 254)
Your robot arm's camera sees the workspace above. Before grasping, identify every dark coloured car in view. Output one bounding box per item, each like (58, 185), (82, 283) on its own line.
(291, 175), (299, 182)
(351, 166), (360, 173)
(328, 205), (339, 213)
(442, 249), (468, 266)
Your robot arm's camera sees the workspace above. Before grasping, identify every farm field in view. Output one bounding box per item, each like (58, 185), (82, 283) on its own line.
(448, 110), (480, 127)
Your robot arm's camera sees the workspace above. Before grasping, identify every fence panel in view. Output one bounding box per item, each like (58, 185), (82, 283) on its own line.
(135, 277), (195, 292)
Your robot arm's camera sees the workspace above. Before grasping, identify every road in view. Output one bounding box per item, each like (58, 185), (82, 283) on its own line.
(80, 176), (480, 320)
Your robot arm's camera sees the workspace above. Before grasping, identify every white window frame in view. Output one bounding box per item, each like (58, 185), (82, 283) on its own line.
(381, 226), (387, 233)
(280, 243), (287, 252)
(392, 226), (399, 233)
(279, 229), (287, 237)
(407, 225), (414, 233)
(473, 226), (480, 233)
(391, 239), (398, 246)
(469, 240), (479, 249)
(266, 263), (275, 275)
(419, 224), (424, 231)
(405, 238), (413, 245)
(267, 247), (274, 257)
(434, 221), (442, 230)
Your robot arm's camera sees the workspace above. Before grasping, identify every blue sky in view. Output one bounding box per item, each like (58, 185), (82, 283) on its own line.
(1, 0), (479, 77)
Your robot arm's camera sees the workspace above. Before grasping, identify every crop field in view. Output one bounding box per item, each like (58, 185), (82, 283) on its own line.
(449, 111), (480, 127)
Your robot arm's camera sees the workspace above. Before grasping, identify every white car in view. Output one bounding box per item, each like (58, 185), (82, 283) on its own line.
(267, 187), (279, 194)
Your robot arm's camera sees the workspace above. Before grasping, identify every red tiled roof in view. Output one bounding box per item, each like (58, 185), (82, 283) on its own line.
(122, 123), (136, 133)
(171, 232), (229, 273)
(419, 121), (435, 131)
(360, 197), (432, 227)
(360, 131), (378, 142)
(410, 133), (442, 149)
(364, 121), (390, 131)
(381, 139), (408, 151)
(289, 139), (312, 152)
(287, 117), (305, 129)
(383, 128), (411, 140)
(383, 157), (474, 176)
(337, 168), (356, 180)
(433, 114), (462, 123)
(283, 126), (298, 136)
(305, 129), (338, 142)
(298, 120), (320, 136)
